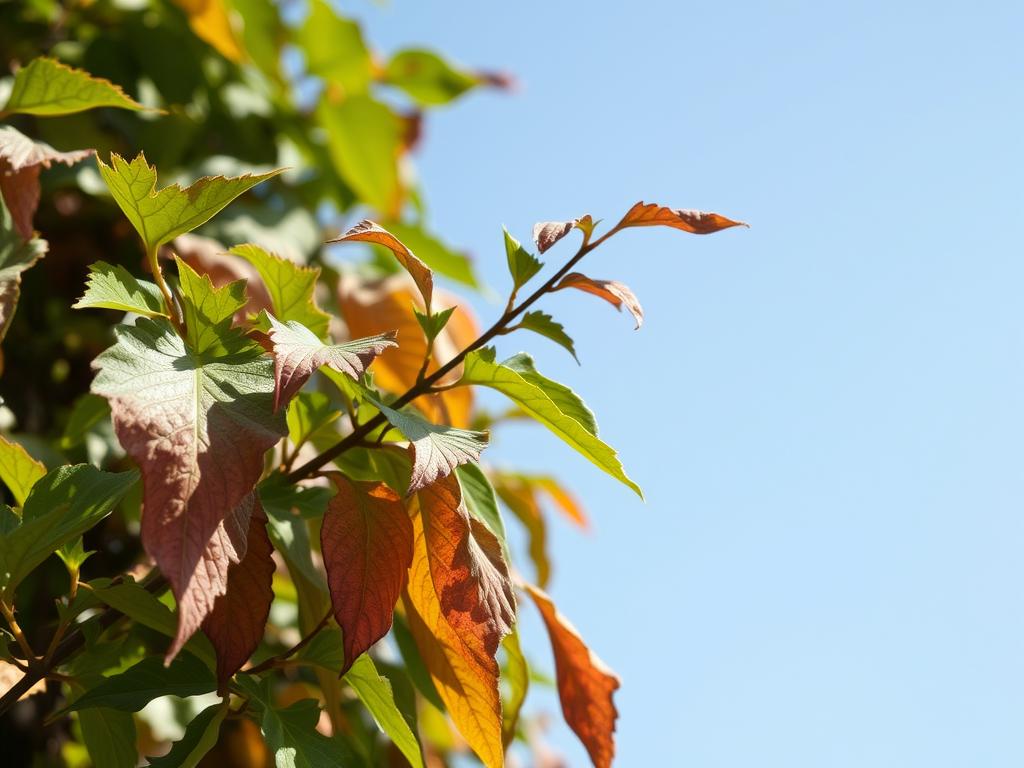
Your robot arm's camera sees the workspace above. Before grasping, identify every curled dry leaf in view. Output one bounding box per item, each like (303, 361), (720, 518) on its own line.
(524, 583), (620, 768)
(556, 272), (644, 329)
(320, 473), (413, 675)
(329, 220), (433, 309)
(532, 220), (574, 254)
(202, 504), (275, 691)
(0, 126), (93, 239)
(616, 201), (746, 235)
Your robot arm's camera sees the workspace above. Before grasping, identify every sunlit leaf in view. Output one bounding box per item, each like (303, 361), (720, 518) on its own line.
(97, 152), (282, 252)
(500, 630), (529, 749)
(615, 200), (746, 235)
(504, 227), (542, 293)
(524, 584), (620, 768)
(2, 57), (144, 116)
(298, 0), (372, 94)
(382, 221), (479, 289)
(555, 272), (643, 329)
(172, 0), (245, 63)
(493, 473), (551, 588)
(146, 701), (227, 768)
(345, 654), (425, 768)
(320, 473), (412, 675)
(456, 463), (508, 551)
(415, 305), (455, 343)
(517, 310), (577, 362)
(266, 314), (396, 412)
(461, 348), (641, 496)
(257, 696), (344, 768)
(0, 435), (45, 507)
(73, 261), (168, 318)
(383, 49), (494, 106)
(67, 653), (215, 712)
(231, 243), (331, 339)
(329, 220), (433, 309)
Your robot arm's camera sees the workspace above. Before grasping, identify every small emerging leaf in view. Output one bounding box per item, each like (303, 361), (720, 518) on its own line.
(415, 306), (455, 343)
(504, 227), (542, 293)
(73, 261), (167, 318)
(329, 220), (433, 309)
(3, 57), (144, 116)
(532, 215), (595, 252)
(556, 272), (644, 329)
(0, 435), (46, 507)
(518, 310), (578, 362)
(97, 152), (282, 252)
(616, 200), (746, 234)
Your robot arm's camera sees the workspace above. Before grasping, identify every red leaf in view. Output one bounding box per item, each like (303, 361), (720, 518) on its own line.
(616, 201), (746, 235)
(328, 220), (434, 309)
(524, 583), (620, 768)
(556, 272), (644, 329)
(418, 474), (515, 665)
(202, 503), (275, 691)
(321, 473), (413, 675)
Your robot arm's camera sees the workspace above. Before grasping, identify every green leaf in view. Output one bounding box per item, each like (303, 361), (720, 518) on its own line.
(73, 261), (167, 318)
(346, 654), (424, 768)
(414, 306), (455, 343)
(175, 257), (247, 355)
(318, 96), (402, 215)
(383, 49), (482, 106)
(231, 243), (331, 339)
(146, 701), (227, 768)
(460, 348), (642, 497)
(0, 465), (138, 597)
(0, 435), (46, 506)
(501, 629), (529, 748)
(391, 613), (444, 711)
(67, 653), (216, 712)
(456, 463), (508, 552)
(382, 222), (479, 289)
(0, 197), (47, 341)
(286, 392), (341, 451)
(260, 698), (344, 768)
(373, 400), (488, 492)
(518, 310), (578, 362)
(298, 0), (372, 94)
(78, 708), (137, 768)
(97, 152), (282, 252)
(504, 228), (543, 293)
(56, 537), (93, 573)
(90, 579), (217, 670)
(3, 57), (144, 116)
(61, 393), (112, 449)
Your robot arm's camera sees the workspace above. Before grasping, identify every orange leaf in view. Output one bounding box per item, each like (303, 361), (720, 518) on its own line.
(329, 220), (434, 309)
(524, 584), (620, 768)
(493, 474), (551, 588)
(535, 476), (589, 530)
(173, 0), (245, 63)
(202, 504), (275, 692)
(616, 201), (746, 235)
(338, 274), (476, 427)
(403, 499), (505, 768)
(556, 272), (644, 330)
(321, 473), (413, 674)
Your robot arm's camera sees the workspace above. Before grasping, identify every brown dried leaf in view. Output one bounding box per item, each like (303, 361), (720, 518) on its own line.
(616, 201), (746, 234)
(556, 272), (644, 329)
(329, 220), (433, 309)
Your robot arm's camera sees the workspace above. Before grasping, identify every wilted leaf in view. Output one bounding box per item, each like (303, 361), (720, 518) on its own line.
(517, 310), (577, 362)
(145, 700), (227, 768)
(73, 261), (168, 318)
(403, 502), (505, 768)
(91, 298), (285, 656)
(202, 509), (275, 690)
(555, 272), (643, 329)
(0, 465), (137, 597)
(320, 473), (413, 675)
(172, 0), (245, 63)
(329, 220), (433, 309)
(97, 152), (282, 252)
(383, 49), (502, 106)
(0, 125), (93, 238)
(418, 474), (515, 664)
(0, 435), (45, 507)
(0, 199), (47, 342)
(524, 584), (620, 768)
(504, 228), (542, 293)
(616, 200), (746, 235)
(345, 654), (424, 768)
(319, 97), (402, 216)
(266, 314), (396, 412)
(298, 0), (372, 94)
(2, 57), (144, 116)
(461, 348), (641, 496)
(375, 401), (488, 493)
(78, 707), (137, 768)
(231, 243), (331, 339)
(67, 653), (216, 713)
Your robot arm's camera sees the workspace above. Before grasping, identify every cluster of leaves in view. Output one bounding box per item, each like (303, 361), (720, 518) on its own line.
(0, 2), (744, 767)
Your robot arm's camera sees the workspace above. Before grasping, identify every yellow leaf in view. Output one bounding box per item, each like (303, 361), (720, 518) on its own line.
(173, 0), (245, 63)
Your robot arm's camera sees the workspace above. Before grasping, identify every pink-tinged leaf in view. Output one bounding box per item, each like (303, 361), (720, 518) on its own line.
(374, 400), (488, 493)
(556, 272), (644, 329)
(328, 220), (434, 309)
(0, 202), (46, 345)
(91, 316), (285, 660)
(532, 214), (595, 253)
(419, 474), (515, 665)
(202, 503), (275, 691)
(266, 314), (396, 412)
(0, 126), (92, 239)
(616, 201), (746, 235)
(321, 473), (413, 675)
(524, 583), (620, 768)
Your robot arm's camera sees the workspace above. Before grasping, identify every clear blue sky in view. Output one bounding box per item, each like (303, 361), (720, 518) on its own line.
(354, 2), (1024, 765)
